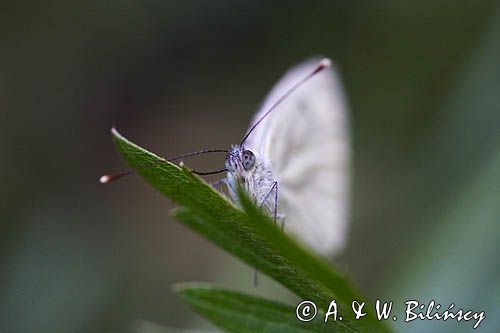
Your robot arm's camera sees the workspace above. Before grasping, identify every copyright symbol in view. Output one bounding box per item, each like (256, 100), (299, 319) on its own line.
(296, 300), (317, 322)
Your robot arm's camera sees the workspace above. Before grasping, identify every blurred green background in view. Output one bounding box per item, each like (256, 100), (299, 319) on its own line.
(1, 1), (499, 332)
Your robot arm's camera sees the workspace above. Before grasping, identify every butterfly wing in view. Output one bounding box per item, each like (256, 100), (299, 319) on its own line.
(244, 58), (350, 256)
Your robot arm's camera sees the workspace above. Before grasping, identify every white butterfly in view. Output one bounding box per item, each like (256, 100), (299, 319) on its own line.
(101, 58), (350, 257)
(223, 58), (350, 256)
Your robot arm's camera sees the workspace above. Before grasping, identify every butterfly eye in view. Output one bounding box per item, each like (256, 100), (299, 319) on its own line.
(241, 150), (255, 171)
(225, 154), (236, 172)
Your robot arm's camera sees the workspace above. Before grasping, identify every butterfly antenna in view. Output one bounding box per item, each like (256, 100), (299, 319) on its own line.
(99, 170), (135, 184)
(192, 168), (227, 175)
(99, 148), (228, 184)
(240, 58), (331, 145)
(167, 149), (228, 162)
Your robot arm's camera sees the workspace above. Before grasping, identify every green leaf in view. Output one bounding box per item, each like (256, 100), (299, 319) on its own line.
(111, 128), (392, 333)
(175, 284), (357, 333)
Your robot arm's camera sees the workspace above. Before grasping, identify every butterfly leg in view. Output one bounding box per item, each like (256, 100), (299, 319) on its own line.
(269, 183), (286, 231)
(211, 178), (226, 189)
(259, 181), (279, 226)
(211, 178), (227, 191)
(254, 181), (278, 287)
(272, 181), (278, 226)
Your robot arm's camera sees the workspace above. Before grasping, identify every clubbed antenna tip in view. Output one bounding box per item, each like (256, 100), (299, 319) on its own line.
(313, 58), (331, 74)
(99, 170), (135, 184)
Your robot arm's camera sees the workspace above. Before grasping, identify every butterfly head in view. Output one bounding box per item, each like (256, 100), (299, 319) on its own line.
(225, 145), (256, 180)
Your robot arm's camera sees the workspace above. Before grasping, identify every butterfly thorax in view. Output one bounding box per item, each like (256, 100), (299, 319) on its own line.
(225, 145), (276, 213)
